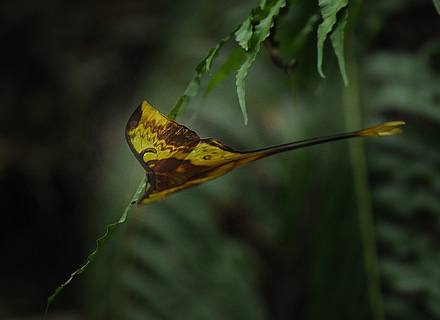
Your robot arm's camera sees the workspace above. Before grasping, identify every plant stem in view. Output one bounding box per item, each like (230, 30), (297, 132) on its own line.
(343, 46), (386, 320)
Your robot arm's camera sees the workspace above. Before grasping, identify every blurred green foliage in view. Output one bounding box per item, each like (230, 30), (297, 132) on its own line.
(365, 49), (440, 320)
(75, 0), (440, 320)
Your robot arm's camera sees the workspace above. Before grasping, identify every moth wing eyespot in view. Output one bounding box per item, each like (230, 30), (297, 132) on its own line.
(141, 148), (157, 163)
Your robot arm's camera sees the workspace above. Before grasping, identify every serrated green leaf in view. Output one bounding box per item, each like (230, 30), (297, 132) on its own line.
(168, 29), (237, 120)
(205, 46), (246, 98)
(235, 15), (253, 51)
(330, 8), (349, 86)
(236, 0), (286, 124)
(45, 177), (147, 319)
(317, 0), (348, 79)
(205, 37), (230, 75)
(236, 64), (249, 124)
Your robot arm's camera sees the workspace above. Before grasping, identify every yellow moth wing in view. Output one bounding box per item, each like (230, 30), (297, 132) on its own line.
(126, 101), (405, 204)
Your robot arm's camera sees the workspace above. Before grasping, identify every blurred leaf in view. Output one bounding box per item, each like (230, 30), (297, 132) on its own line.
(433, 0), (440, 15)
(291, 13), (320, 57)
(113, 189), (267, 320)
(168, 30), (237, 120)
(205, 46), (246, 98)
(364, 45), (440, 320)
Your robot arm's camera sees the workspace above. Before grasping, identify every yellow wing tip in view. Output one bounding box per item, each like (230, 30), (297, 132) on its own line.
(141, 100), (153, 110)
(359, 121), (406, 137)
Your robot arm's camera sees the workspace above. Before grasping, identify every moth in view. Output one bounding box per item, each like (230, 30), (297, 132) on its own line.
(126, 101), (404, 204)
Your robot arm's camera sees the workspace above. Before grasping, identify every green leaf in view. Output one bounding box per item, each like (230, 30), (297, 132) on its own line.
(330, 8), (349, 86)
(170, 0), (288, 124)
(205, 46), (246, 98)
(168, 95), (188, 121)
(235, 14), (253, 51)
(235, 15), (254, 51)
(433, 0), (440, 15)
(44, 177), (147, 320)
(317, 0), (348, 79)
(168, 30), (237, 120)
(236, 66), (249, 124)
(236, 0), (287, 124)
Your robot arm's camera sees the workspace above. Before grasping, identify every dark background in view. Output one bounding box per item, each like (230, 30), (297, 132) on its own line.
(1, 1), (439, 319)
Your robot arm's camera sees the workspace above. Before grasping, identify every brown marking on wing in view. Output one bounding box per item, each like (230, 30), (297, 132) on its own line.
(138, 152), (263, 204)
(200, 137), (238, 153)
(138, 102), (200, 148)
(127, 101), (405, 204)
(126, 103), (143, 131)
(139, 158), (209, 203)
(126, 101), (200, 170)
(126, 103), (260, 203)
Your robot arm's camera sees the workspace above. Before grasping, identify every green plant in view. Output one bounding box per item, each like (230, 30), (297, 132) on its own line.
(45, 0), (440, 319)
